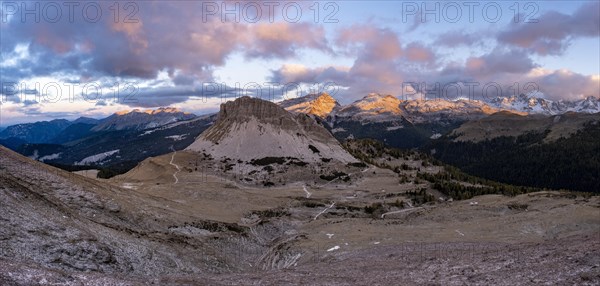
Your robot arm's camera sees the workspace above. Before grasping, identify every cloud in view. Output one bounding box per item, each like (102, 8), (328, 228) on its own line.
(525, 68), (600, 101)
(497, 2), (600, 55)
(434, 30), (485, 47)
(269, 44), (597, 103)
(2, 1), (598, 121)
(404, 42), (435, 64)
(335, 25), (403, 60)
(244, 23), (331, 59)
(273, 25), (445, 101)
(1, 2), (331, 82)
(270, 64), (351, 84)
(465, 49), (537, 76)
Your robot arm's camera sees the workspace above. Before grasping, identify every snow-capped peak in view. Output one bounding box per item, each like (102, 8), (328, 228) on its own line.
(490, 94), (600, 115)
(114, 107), (191, 116)
(281, 92), (599, 126)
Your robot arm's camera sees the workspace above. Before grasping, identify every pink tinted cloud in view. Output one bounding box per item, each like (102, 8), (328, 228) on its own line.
(245, 22), (331, 58)
(336, 25), (402, 60)
(465, 49), (536, 76)
(3, 2), (331, 81)
(404, 43), (435, 63)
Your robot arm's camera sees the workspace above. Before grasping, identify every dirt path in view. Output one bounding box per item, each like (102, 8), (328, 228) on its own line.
(303, 185), (312, 198)
(381, 206), (423, 218)
(169, 147), (181, 184)
(314, 202), (335, 220)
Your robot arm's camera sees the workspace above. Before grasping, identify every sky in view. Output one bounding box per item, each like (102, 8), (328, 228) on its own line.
(0, 0), (599, 126)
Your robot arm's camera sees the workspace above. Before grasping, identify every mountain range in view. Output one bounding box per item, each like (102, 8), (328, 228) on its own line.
(1, 93), (599, 284)
(0, 119), (73, 144)
(280, 93), (599, 122)
(0, 108), (215, 176)
(3, 93), (597, 145)
(0, 108), (194, 144)
(92, 107), (196, 132)
(490, 94), (600, 115)
(1, 93), (598, 182)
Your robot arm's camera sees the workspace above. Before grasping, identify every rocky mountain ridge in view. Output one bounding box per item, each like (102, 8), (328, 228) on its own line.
(92, 107), (196, 132)
(279, 93), (600, 124)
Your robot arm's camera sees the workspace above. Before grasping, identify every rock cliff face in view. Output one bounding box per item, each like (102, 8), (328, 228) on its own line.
(279, 93), (340, 118)
(186, 96), (357, 163)
(336, 93), (406, 123)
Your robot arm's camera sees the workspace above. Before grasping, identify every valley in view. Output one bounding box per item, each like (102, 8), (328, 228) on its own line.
(1, 96), (599, 284)
(2, 2), (599, 284)
(1, 142), (598, 285)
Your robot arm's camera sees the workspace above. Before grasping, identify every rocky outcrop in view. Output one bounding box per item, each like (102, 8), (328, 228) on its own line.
(336, 93), (405, 123)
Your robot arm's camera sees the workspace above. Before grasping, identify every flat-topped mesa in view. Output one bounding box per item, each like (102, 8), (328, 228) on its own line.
(220, 96), (291, 122)
(187, 96), (358, 163)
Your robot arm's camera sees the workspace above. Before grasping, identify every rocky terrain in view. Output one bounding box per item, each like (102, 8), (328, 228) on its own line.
(1, 143), (599, 285)
(1, 96), (599, 285)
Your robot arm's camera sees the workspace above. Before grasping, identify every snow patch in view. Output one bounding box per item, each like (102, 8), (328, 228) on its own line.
(121, 183), (139, 190)
(140, 130), (156, 136)
(165, 134), (187, 141)
(39, 153), (61, 162)
(430, 133), (442, 139)
(386, 126), (403, 131)
(29, 150), (39, 160)
(75, 150), (120, 166)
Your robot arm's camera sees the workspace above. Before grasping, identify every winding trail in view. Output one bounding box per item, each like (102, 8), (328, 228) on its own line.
(303, 185), (312, 198)
(380, 207), (423, 219)
(313, 202), (335, 221)
(169, 146), (181, 184)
